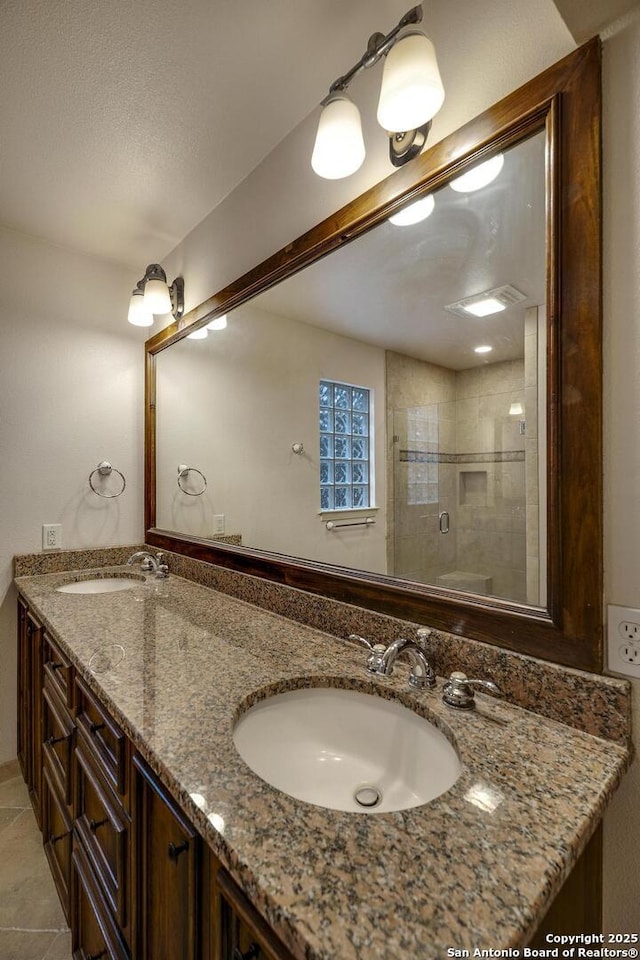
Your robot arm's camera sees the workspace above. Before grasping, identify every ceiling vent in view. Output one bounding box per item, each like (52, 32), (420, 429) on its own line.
(444, 284), (528, 319)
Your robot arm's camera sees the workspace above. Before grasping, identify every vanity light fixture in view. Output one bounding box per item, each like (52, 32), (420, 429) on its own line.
(388, 192), (434, 225)
(312, 5), (444, 179)
(127, 263), (184, 327)
(509, 402), (524, 416)
(449, 153), (504, 193)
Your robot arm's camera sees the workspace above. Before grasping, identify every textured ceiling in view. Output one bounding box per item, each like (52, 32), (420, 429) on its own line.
(0, 0), (412, 266)
(0, 0), (621, 271)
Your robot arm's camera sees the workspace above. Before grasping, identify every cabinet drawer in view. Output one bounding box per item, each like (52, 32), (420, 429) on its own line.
(43, 632), (73, 710)
(42, 681), (74, 806)
(74, 738), (129, 927)
(42, 760), (73, 923)
(71, 840), (129, 960)
(75, 676), (127, 797)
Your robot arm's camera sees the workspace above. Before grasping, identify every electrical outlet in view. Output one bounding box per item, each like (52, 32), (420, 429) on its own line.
(42, 523), (62, 551)
(213, 514), (225, 535)
(608, 604), (640, 678)
(619, 620), (640, 642)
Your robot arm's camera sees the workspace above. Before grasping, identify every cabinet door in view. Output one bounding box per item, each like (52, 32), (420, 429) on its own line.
(217, 869), (296, 960)
(133, 754), (200, 960)
(17, 599), (31, 784)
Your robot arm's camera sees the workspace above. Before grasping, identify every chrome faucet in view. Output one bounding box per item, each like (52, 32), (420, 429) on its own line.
(347, 628), (436, 689)
(126, 550), (169, 578)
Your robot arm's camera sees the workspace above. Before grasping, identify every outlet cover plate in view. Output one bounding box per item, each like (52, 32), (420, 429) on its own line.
(607, 604), (640, 679)
(42, 523), (62, 551)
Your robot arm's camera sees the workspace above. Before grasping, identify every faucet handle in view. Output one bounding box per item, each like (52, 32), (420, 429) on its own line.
(415, 627), (432, 648)
(442, 671), (503, 710)
(347, 634), (375, 651)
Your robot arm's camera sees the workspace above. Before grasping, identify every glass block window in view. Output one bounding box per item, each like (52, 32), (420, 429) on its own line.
(319, 380), (371, 510)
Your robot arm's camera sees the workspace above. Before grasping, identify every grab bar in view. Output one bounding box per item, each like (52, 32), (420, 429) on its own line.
(326, 518), (375, 530)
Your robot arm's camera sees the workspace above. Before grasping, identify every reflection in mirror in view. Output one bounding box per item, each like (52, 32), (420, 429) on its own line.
(156, 131), (546, 607)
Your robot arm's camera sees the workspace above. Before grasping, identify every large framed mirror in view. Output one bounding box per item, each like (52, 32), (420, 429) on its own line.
(145, 40), (602, 672)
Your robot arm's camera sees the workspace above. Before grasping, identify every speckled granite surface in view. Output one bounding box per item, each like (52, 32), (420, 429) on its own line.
(15, 564), (631, 960)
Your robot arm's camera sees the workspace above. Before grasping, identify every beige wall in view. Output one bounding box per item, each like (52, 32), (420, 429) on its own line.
(602, 8), (640, 931)
(0, 225), (145, 763)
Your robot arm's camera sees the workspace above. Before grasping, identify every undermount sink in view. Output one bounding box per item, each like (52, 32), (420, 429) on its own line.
(56, 576), (142, 594)
(233, 686), (461, 813)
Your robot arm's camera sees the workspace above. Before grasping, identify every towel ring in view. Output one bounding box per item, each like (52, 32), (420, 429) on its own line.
(177, 464), (207, 497)
(89, 461), (126, 498)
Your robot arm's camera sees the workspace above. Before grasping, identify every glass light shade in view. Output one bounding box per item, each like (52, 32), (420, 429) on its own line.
(377, 32), (444, 132)
(207, 315), (228, 331)
(450, 154), (504, 193)
(144, 277), (172, 314)
(187, 327), (208, 340)
(389, 193), (435, 226)
(509, 402), (524, 416)
(311, 95), (366, 180)
(127, 290), (154, 327)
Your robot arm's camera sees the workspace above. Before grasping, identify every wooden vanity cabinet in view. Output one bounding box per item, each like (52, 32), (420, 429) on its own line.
(17, 595), (602, 960)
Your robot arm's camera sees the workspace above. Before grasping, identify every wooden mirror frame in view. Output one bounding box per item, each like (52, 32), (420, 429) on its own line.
(145, 40), (602, 673)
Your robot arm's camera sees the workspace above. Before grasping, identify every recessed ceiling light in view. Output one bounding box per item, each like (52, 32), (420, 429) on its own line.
(450, 153), (504, 193)
(474, 345), (493, 354)
(187, 327), (208, 340)
(389, 194), (435, 226)
(464, 297), (506, 318)
(207, 315), (228, 331)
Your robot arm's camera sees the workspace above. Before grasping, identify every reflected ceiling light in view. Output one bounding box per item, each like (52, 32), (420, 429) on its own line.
(127, 263), (184, 328)
(474, 345), (493, 354)
(450, 153), (504, 193)
(445, 284), (527, 319)
(509, 402), (524, 416)
(464, 297), (506, 318)
(388, 193), (434, 226)
(187, 327), (208, 340)
(312, 5), (443, 179)
(206, 315), (228, 331)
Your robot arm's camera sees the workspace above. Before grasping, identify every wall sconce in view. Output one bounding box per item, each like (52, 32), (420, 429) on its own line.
(127, 264), (185, 327)
(312, 4), (444, 179)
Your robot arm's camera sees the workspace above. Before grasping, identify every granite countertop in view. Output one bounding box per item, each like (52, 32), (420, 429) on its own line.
(15, 566), (630, 959)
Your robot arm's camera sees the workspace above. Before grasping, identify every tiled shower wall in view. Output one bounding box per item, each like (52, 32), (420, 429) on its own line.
(386, 317), (540, 603)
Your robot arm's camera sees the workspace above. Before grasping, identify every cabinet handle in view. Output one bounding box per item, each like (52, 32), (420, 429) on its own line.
(46, 734), (67, 747)
(168, 840), (189, 861)
(47, 660), (64, 671)
(89, 818), (108, 834)
(51, 831), (69, 845)
(233, 945), (260, 960)
(89, 721), (105, 734)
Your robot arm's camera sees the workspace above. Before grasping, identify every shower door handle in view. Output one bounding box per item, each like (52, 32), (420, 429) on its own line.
(439, 511), (450, 534)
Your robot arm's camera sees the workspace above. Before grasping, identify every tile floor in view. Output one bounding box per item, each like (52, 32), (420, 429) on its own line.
(0, 761), (72, 960)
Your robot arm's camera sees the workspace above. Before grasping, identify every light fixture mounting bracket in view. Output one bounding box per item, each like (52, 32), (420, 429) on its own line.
(388, 120), (432, 167)
(170, 277), (185, 320)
